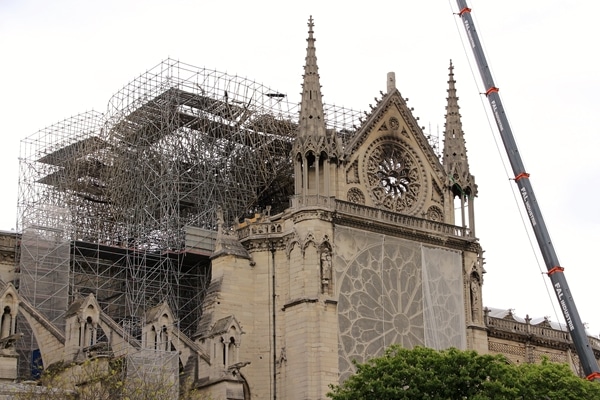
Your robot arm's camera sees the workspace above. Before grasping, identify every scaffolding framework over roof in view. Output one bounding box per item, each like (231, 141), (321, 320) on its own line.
(16, 59), (364, 348)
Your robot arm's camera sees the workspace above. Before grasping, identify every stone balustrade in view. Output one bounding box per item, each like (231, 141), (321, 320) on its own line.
(486, 311), (600, 350)
(237, 196), (474, 240)
(589, 336), (600, 349)
(237, 222), (283, 240)
(290, 195), (335, 209)
(288, 195), (471, 238)
(487, 317), (531, 335)
(336, 199), (471, 238)
(239, 196), (473, 240)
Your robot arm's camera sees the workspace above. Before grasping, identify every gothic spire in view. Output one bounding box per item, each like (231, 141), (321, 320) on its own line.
(298, 16), (326, 139)
(443, 60), (476, 198)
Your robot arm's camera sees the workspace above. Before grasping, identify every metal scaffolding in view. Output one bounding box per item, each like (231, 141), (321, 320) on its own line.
(125, 349), (180, 398)
(16, 59), (364, 355)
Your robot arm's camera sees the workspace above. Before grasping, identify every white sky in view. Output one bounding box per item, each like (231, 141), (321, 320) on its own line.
(1, 1), (599, 335)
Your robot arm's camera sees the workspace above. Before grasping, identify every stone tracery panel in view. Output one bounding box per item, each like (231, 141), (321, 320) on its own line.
(533, 349), (567, 364)
(426, 205), (443, 222)
(346, 188), (365, 205)
(334, 226), (464, 382)
(489, 341), (526, 357)
(363, 137), (427, 215)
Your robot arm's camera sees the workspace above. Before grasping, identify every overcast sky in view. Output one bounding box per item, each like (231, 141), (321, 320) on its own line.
(1, 1), (599, 335)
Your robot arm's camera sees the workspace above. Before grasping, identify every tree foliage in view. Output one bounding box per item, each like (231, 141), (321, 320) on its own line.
(514, 358), (600, 400)
(328, 345), (600, 400)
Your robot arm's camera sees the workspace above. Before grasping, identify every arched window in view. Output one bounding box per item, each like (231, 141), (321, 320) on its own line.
(84, 316), (94, 347)
(151, 326), (158, 350)
(1, 306), (11, 338)
(228, 337), (237, 366)
(160, 325), (168, 351)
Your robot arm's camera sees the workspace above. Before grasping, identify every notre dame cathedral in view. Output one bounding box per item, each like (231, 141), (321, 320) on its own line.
(0, 16), (598, 400)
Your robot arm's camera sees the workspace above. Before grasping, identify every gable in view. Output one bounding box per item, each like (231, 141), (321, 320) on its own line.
(345, 90), (443, 172)
(341, 89), (447, 218)
(146, 301), (175, 325)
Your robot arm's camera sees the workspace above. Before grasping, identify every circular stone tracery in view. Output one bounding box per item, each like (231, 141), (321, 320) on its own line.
(347, 188), (365, 204)
(365, 140), (424, 213)
(337, 239), (425, 382)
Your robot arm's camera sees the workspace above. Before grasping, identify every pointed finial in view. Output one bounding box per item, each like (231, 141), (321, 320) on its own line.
(297, 15), (326, 139)
(443, 61), (476, 199)
(387, 72), (396, 94)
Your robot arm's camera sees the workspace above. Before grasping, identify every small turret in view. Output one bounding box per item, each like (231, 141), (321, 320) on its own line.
(64, 293), (101, 361)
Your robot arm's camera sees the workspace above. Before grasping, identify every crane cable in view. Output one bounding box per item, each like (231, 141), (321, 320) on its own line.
(446, 0), (565, 331)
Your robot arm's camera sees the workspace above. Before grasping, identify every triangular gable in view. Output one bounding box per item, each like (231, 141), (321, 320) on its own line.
(344, 89), (444, 177)
(146, 301), (175, 325)
(65, 293), (101, 318)
(0, 282), (18, 301)
(209, 315), (243, 337)
(339, 88), (448, 218)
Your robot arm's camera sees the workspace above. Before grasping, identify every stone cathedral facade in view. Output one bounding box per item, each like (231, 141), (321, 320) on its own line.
(0, 17), (598, 400)
(209, 18), (487, 398)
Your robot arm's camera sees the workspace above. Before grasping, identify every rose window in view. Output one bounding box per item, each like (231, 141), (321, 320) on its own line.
(366, 141), (422, 213)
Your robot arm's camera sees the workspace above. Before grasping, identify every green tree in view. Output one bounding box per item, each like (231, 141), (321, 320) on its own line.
(514, 358), (600, 400)
(328, 345), (600, 400)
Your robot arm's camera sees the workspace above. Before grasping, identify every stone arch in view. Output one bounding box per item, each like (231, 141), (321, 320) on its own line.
(1, 306), (12, 338)
(227, 328), (237, 366)
(285, 230), (302, 258)
(150, 325), (158, 349)
(319, 149), (329, 162)
(80, 301), (100, 348)
(302, 232), (317, 255)
(13, 295), (66, 367)
(159, 324), (169, 351)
